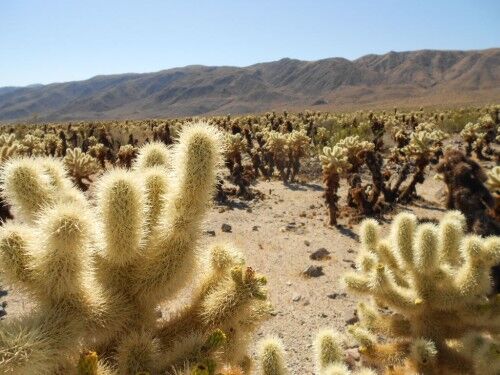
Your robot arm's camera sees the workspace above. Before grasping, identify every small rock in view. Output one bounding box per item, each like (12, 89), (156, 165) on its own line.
(286, 281), (292, 286)
(218, 208), (226, 213)
(292, 294), (302, 302)
(203, 230), (216, 236)
(299, 211), (306, 218)
(246, 208), (253, 213)
(309, 204), (315, 209)
(252, 225), (260, 231)
(320, 313), (328, 318)
(155, 308), (162, 318)
(347, 248), (355, 254)
(221, 223), (232, 233)
(310, 248), (331, 261)
(302, 265), (324, 278)
(0, 290), (7, 297)
(0, 310), (6, 318)
(327, 292), (347, 299)
(304, 240), (311, 246)
(1, 301), (6, 308)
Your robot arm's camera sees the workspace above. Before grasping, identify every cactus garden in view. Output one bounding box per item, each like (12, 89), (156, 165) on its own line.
(0, 106), (498, 374)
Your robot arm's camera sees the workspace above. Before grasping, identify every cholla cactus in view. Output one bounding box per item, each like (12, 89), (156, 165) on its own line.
(257, 331), (375, 375)
(264, 131), (289, 181)
(133, 141), (169, 170)
(0, 123), (269, 375)
(286, 129), (310, 181)
(399, 125), (447, 202)
(460, 120), (496, 159)
(21, 133), (45, 156)
(336, 136), (374, 173)
(319, 146), (350, 226)
(117, 144), (138, 169)
(0, 135), (21, 163)
(88, 143), (107, 168)
(64, 147), (100, 191)
(343, 211), (500, 374)
(224, 133), (245, 174)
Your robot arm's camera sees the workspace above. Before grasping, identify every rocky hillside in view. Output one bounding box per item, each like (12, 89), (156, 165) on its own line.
(1, 48), (499, 121)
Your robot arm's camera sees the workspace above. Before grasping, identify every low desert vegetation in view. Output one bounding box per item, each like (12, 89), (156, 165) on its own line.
(0, 105), (498, 374)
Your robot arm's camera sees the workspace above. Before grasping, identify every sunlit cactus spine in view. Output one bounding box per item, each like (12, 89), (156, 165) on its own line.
(0, 122), (269, 375)
(343, 211), (500, 374)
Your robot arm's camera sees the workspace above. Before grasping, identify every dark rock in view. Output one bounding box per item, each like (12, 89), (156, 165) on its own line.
(203, 230), (216, 236)
(310, 248), (331, 261)
(302, 265), (324, 278)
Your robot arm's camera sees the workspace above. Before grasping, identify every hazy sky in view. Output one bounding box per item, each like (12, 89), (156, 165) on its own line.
(1, 0), (499, 87)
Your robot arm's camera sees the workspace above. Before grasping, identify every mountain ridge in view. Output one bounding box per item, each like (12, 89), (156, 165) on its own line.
(1, 48), (499, 122)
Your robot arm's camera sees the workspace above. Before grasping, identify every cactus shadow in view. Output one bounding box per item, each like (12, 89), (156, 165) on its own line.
(284, 182), (323, 192)
(217, 199), (251, 210)
(410, 201), (445, 212)
(335, 225), (359, 241)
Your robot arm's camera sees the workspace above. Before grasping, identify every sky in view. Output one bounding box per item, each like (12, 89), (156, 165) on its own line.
(1, 0), (499, 87)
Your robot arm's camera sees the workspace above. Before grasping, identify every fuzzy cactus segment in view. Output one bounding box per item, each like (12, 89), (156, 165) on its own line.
(343, 211), (500, 373)
(0, 123), (269, 375)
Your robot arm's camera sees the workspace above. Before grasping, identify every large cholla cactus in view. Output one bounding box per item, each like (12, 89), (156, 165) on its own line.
(63, 147), (100, 190)
(0, 123), (269, 375)
(264, 131), (289, 181)
(224, 133), (245, 174)
(285, 129), (310, 182)
(257, 331), (375, 375)
(21, 133), (46, 156)
(398, 124), (447, 202)
(459, 119), (496, 159)
(343, 211), (500, 374)
(319, 146), (350, 226)
(336, 136), (374, 174)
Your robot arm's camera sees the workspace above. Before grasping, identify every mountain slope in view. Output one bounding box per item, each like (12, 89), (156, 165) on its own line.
(1, 48), (499, 121)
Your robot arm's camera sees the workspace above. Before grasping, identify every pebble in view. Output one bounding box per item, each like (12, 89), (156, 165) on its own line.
(252, 225), (260, 231)
(304, 240), (311, 246)
(203, 230), (216, 236)
(221, 223), (232, 233)
(292, 294), (302, 302)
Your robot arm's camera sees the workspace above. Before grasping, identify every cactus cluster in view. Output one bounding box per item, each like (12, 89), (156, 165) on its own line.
(0, 123), (269, 375)
(257, 331), (375, 375)
(343, 211), (500, 374)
